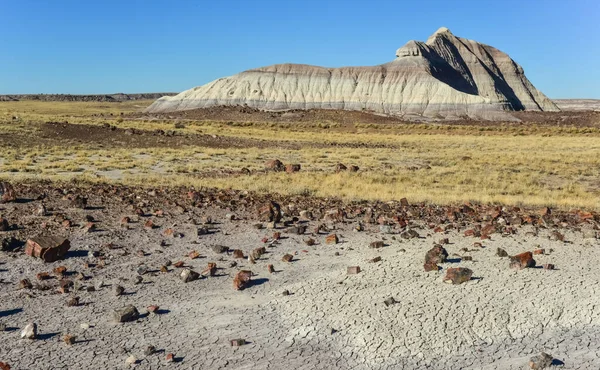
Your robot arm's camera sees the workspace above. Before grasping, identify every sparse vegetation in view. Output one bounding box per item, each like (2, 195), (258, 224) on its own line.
(1, 100), (600, 209)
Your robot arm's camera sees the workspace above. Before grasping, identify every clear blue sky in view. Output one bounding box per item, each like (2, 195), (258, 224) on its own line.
(1, 0), (598, 98)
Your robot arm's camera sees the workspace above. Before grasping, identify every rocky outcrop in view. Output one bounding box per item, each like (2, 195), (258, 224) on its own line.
(147, 27), (559, 120)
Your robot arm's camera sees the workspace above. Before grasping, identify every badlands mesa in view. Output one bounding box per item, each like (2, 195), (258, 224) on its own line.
(147, 27), (559, 120)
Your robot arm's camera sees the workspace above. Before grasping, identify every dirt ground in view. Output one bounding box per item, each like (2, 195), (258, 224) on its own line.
(0, 183), (598, 369)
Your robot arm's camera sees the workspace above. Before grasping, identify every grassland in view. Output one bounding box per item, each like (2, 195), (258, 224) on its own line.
(1, 100), (599, 210)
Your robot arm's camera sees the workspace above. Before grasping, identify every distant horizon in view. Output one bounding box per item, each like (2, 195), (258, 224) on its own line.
(1, 0), (598, 99)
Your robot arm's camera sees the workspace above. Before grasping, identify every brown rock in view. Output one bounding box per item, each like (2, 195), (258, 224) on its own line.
(533, 248), (545, 255)
(0, 361), (10, 370)
(400, 198), (409, 207)
(529, 352), (553, 369)
(0, 182), (16, 203)
(443, 267), (473, 284)
(424, 245), (448, 264)
(233, 270), (252, 290)
(173, 261), (184, 268)
(347, 266), (361, 274)
(230, 338), (246, 346)
(36, 272), (50, 281)
(165, 353), (174, 363)
(285, 164), (301, 173)
(423, 262), (439, 272)
(25, 237), (71, 262)
(369, 241), (385, 249)
(282, 254), (293, 262)
(509, 252), (536, 270)
(369, 256), (382, 263)
(19, 279), (32, 289)
(201, 262), (217, 276)
(63, 334), (76, 345)
(349, 165), (359, 172)
(325, 234), (339, 245)
(335, 163), (347, 172)
(267, 264), (275, 273)
(304, 238), (316, 246)
(188, 250), (200, 259)
(232, 249), (244, 259)
(66, 296), (80, 307)
(273, 232), (281, 240)
(0, 218), (9, 232)
(265, 159), (285, 171)
(53, 266), (67, 276)
(543, 264), (555, 270)
(147, 305), (159, 313)
(144, 220), (155, 229)
(257, 201), (282, 223)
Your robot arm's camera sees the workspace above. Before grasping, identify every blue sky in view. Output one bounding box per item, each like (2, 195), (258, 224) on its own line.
(0, 0), (598, 98)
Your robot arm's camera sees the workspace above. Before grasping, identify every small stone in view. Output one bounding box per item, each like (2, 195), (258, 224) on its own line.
(496, 248), (509, 257)
(347, 266), (361, 275)
(267, 264), (275, 273)
(0, 323), (6, 331)
(67, 296), (80, 307)
(80, 323), (90, 330)
(281, 254), (293, 262)
(253, 223), (264, 230)
(21, 323), (37, 339)
(180, 268), (200, 283)
(112, 305), (139, 323)
(188, 250), (200, 259)
(369, 241), (385, 249)
(529, 352), (553, 369)
(369, 256), (382, 263)
(125, 355), (138, 366)
(543, 264), (555, 270)
(63, 334), (76, 345)
(173, 261), (184, 268)
(134, 276), (143, 284)
(443, 267), (473, 284)
(230, 338), (246, 346)
(53, 266), (67, 276)
(211, 245), (228, 254)
(137, 265), (148, 275)
(509, 252), (536, 270)
(401, 229), (419, 239)
(282, 289), (290, 296)
(383, 297), (397, 306)
(19, 279), (32, 289)
(325, 234), (339, 245)
(165, 353), (174, 362)
(197, 227), (209, 235)
(462, 256), (473, 261)
(533, 248), (545, 255)
(201, 262), (217, 276)
(144, 345), (156, 356)
(423, 262), (439, 272)
(225, 213), (235, 221)
(424, 245), (448, 264)
(232, 249), (244, 259)
(147, 305), (159, 313)
(114, 285), (124, 296)
(0, 362), (9, 370)
(36, 272), (50, 281)
(304, 238), (316, 246)
(233, 270), (252, 290)
(273, 232), (281, 240)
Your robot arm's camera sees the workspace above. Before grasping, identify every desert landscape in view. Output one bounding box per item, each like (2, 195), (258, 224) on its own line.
(1, 23), (600, 370)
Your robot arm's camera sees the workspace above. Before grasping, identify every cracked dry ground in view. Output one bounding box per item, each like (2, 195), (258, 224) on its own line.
(0, 186), (599, 369)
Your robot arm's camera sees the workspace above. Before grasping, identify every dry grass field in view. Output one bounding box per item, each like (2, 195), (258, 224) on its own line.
(1, 100), (600, 209)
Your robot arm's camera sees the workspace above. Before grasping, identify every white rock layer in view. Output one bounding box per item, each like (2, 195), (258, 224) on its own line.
(147, 27), (559, 120)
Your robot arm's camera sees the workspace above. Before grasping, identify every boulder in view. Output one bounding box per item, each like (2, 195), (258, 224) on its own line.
(25, 237), (71, 262)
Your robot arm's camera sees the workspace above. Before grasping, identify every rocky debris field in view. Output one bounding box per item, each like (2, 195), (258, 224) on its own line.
(0, 182), (599, 369)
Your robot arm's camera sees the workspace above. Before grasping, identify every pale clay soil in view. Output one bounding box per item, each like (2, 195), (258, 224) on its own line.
(0, 193), (599, 369)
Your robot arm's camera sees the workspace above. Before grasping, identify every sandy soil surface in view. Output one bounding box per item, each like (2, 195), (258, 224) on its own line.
(0, 184), (598, 369)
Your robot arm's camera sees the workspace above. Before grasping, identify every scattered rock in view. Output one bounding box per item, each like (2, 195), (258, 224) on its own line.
(1, 236), (20, 251)
(267, 264), (275, 273)
(66, 296), (80, 307)
(25, 236), (71, 262)
(347, 266), (361, 275)
(425, 245), (448, 264)
(509, 252), (536, 270)
(282, 290), (290, 296)
(232, 249), (244, 259)
(112, 305), (140, 323)
(369, 256), (382, 263)
(529, 352), (554, 369)
(383, 297), (397, 306)
(165, 353), (174, 363)
(401, 229), (419, 239)
(144, 345), (156, 356)
(265, 159), (285, 172)
(180, 268), (200, 283)
(211, 245), (228, 254)
(201, 262), (217, 276)
(0, 182), (16, 203)
(423, 262), (439, 272)
(257, 201), (282, 223)
(125, 355), (138, 366)
(63, 334), (76, 345)
(496, 248), (509, 257)
(369, 241), (385, 249)
(233, 270), (252, 290)
(443, 267), (473, 284)
(230, 338), (246, 346)
(20, 323), (37, 339)
(543, 264), (555, 270)
(533, 248), (545, 255)
(282, 254), (294, 262)
(285, 164), (301, 173)
(325, 234), (339, 244)
(114, 285), (125, 296)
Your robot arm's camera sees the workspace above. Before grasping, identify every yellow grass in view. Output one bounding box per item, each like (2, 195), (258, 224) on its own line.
(0, 101), (599, 210)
